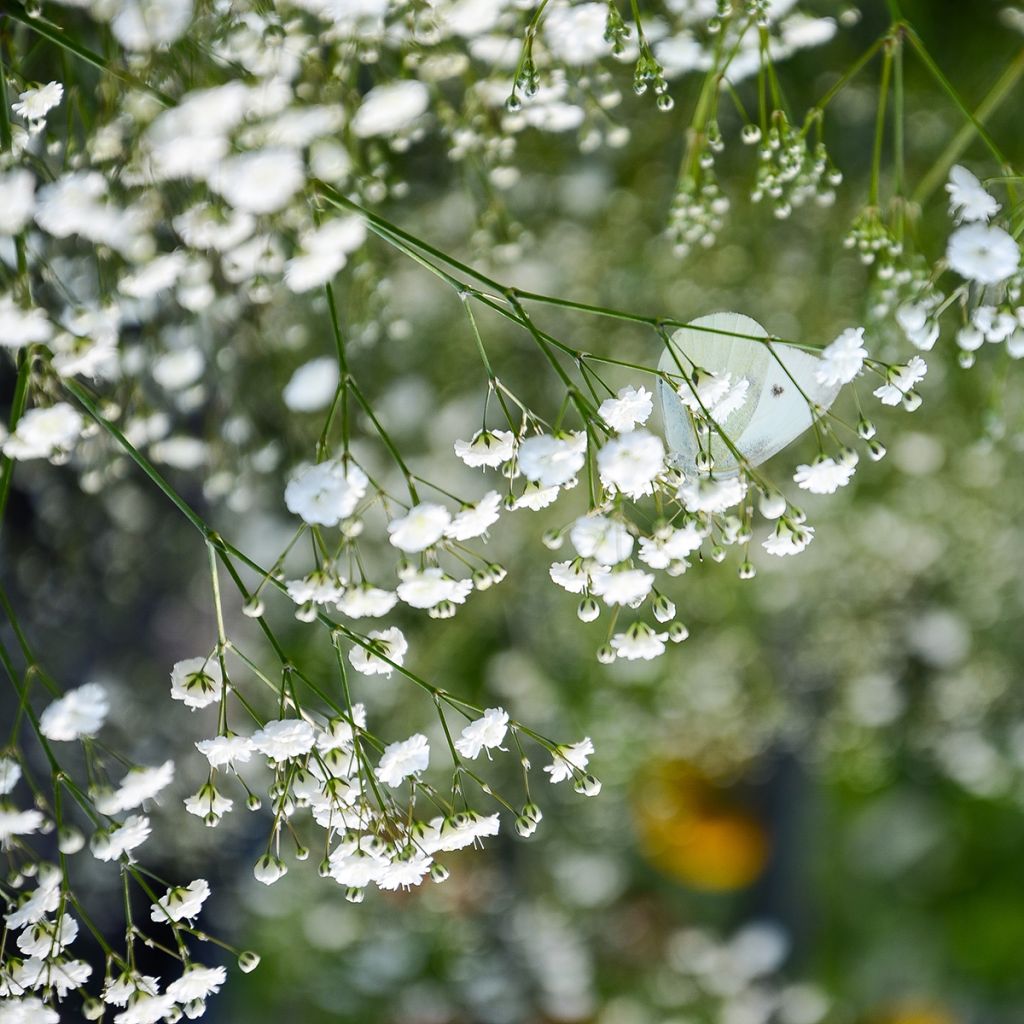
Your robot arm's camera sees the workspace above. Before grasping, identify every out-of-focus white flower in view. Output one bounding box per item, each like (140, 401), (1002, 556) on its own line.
(351, 81), (430, 138)
(283, 357), (341, 411)
(2, 403), (82, 461)
(250, 719), (316, 762)
(454, 429), (516, 467)
(39, 682), (109, 741)
(208, 148), (304, 214)
(946, 164), (999, 223)
(396, 567), (473, 608)
(446, 491), (501, 540)
(570, 515), (633, 563)
(947, 223), (1020, 284)
(0, 170), (36, 234)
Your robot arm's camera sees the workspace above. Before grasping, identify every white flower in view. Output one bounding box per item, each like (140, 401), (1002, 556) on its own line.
(946, 165), (999, 223)
(873, 356), (928, 406)
(598, 385), (653, 432)
(169, 657), (223, 710)
(286, 570), (344, 606)
(2, 403), (82, 461)
(763, 520), (815, 556)
(638, 522), (705, 567)
(396, 567), (472, 608)
(0, 998), (58, 1024)
(184, 786), (233, 822)
(5, 869), (61, 928)
(16, 913), (78, 958)
(13, 957), (91, 999)
(195, 734), (253, 769)
(12, 82), (63, 121)
(0, 296), (52, 348)
(377, 853), (434, 891)
(166, 964), (226, 1003)
(336, 584), (398, 619)
(91, 815), (151, 862)
(947, 223), (1020, 285)
(793, 454), (857, 495)
(0, 170), (35, 235)
(250, 719), (316, 762)
(676, 370), (749, 421)
(103, 972), (160, 1007)
(677, 475), (746, 514)
(39, 682), (109, 741)
(0, 806), (45, 843)
(96, 761), (175, 814)
(351, 81), (430, 139)
(285, 218), (366, 292)
(110, 0), (193, 51)
(570, 514), (634, 564)
(375, 734), (430, 787)
(208, 148), (304, 214)
(283, 357), (340, 412)
(895, 303), (940, 351)
(150, 879), (210, 924)
(421, 811), (501, 853)
(454, 708), (509, 759)
(0, 757), (22, 795)
(284, 459), (368, 526)
(518, 432), (587, 487)
(348, 627), (407, 677)
(597, 430), (665, 498)
(454, 429), (516, 468)
(611, 623), (669, 661)
(549, 558), (610, 594)
(387, 502), (451, 552)
(511, 481), (561, 510)
(591, 568), (655, 606)
(544, 738), (594, 783)
(446, 491), (501, 541)
(815, 327), (867, 386)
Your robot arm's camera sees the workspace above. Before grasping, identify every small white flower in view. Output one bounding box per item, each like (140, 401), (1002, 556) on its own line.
(873, 356), (928, 406)
(0, 295), (52, 348)
(2, 403), (82, 461)
(597, 429), (665, 499)
(348, 627), (407, 677)
(283, 356), (340, 411)
(0, 806), (45, 843)
(518, 432), (587, 487)
(208, 148), (304, 214)
(763, 520), (815, 556)
(677, 475), (746, 514)
(351, 80), (430, 139)
(549, 558), (610, 594)
(253, 854), (288, 886)
(0, 757), (22, 795)
(195, 735), (253, 769)
(396, 567), (473, 609)
(598, 385), (653, 432)
(446, 491), (502, 541)
(166, 964), (226, 1003)
(284, 459), (368, 527)
(96, 761), (175, 814)
(336, 584), (398, 619)
(184, 785), (233, 822)
(0, 170), (36, 235)
(388, 502), (451, 552)
(895, 303), (940, 351)
(39, 682), (109, 741)
(91, 814), (151, 862)
(638, 522), (705, 568)
(169, 657), (223, 710)
(947, 223), (1020, 285)
(946, 165), (999, 223)
(16, 912), (77, 958)
(611, 623), (669, 661)
(815, 327), (867, 386)
(544, 738), (594, 783)
(570, 514), (633, 564)
(793, 454), (857, 495)
(150, 879), (210, 924)
(591, 568), (655, 606)
(375, 734), (430, 787)
(454, 708), (509, 759)
(250, 719), (316, 762)
(511, 481), (561, 510)
(454, 429), (516, 468)
(12, 82), (63, 121)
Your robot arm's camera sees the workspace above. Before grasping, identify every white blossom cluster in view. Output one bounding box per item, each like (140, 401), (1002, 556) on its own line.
(0, 688), (239, 1022)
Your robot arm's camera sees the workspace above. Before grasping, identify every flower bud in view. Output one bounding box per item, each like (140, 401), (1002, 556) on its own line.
(253, 854), (287, 885)
(653, 595), (676, 622)
(669, 622), (689, 643)
(242, 596), (265, 618)
(577, 597), (600, 623)
(344, 886), (365, 904)
(238, 951), (261, 973)
(574, 774), (602, 797)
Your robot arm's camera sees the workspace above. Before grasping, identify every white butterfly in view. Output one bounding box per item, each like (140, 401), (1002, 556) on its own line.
(656, 312), (841, 476)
